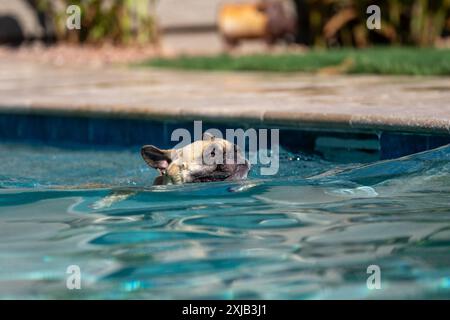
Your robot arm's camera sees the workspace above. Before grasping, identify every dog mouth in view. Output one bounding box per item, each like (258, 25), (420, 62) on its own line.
(190, 162), (250, 183)
(191, 172), (232, 183)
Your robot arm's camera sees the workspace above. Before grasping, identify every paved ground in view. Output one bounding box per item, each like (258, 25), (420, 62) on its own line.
(0, 58), (449, 134)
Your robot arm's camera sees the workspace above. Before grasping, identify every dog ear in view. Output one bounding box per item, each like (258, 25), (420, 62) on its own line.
(203, 132), (215, 141)
(141, 145), (173, 170)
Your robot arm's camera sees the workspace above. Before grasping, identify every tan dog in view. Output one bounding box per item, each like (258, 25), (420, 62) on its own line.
(141, 133), (250, 185)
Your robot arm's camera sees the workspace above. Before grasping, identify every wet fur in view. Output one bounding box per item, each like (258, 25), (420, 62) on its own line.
(141, 134), (250, 185)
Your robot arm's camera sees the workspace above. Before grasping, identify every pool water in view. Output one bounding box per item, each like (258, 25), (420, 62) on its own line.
(0, 142), (449, 299)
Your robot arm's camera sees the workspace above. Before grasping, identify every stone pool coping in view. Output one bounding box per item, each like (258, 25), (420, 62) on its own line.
(0, 60), (449, 135)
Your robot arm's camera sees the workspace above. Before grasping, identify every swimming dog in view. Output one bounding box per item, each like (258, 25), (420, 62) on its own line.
(89, 134), (250, 210)
(141, 133), (250, 185)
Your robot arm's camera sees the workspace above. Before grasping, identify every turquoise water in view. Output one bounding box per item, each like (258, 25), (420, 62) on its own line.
(0, 142), (449, 299)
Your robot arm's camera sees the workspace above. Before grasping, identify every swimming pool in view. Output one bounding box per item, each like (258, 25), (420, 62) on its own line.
(0, 115), (449, 299)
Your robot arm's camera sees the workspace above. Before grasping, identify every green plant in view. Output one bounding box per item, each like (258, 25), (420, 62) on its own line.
(303, 0), (450, 47)
(37, 0), (158, 45)
(143, 47), (450, 75)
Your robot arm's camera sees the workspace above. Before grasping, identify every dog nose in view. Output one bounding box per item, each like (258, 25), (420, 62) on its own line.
(235, 160), (250, 178)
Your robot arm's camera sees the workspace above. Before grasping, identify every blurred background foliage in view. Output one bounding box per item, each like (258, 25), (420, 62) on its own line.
(299, 0), (450, 47)
(33, 0), (450, 47)
(36, 0), (158, 45)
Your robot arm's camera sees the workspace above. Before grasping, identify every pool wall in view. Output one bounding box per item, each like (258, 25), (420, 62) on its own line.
(1, 113), (449, 163)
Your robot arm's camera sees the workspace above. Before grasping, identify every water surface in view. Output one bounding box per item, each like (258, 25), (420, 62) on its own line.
(0, 142), (449, 299)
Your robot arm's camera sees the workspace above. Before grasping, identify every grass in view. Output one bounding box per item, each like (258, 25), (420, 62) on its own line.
(143, 47), (450, 76)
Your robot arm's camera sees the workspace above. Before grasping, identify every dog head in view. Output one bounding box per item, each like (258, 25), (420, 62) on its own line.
(141, 133), (250, 185)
